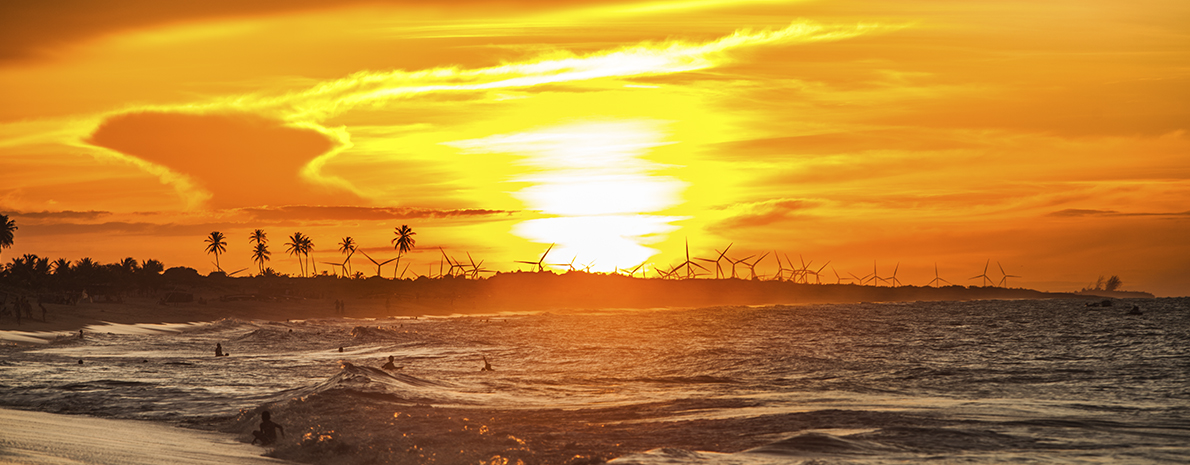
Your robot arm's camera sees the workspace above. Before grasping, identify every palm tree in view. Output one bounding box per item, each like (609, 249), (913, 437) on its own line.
(205, 231), (227, 272)
(338, 237), (356, 276)
(285, 232), (306, 277)
(52, 258), (72, 275)
(300, 235), (315, 276)
(252, 242), (271, 275)
(249, 229), (268, 246)
(0, 214), (16, 261)
(141, 259), (164, 275)
(391, 225), (417, 278)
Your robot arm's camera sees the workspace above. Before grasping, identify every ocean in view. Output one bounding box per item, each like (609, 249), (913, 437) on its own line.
(1, 298), (1187, 464)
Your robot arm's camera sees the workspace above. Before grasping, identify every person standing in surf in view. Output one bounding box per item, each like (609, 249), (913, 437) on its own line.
(251, 410), (285, 446)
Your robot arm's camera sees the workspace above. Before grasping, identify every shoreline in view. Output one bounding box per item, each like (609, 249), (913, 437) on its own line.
(0, 407), (293, 465)
(0, 290), (1162, 335)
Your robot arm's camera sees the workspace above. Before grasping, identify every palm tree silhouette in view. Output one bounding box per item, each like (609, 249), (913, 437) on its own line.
(285, 232), (307, 277)
(0, 214), (16, 262)
(300, 234), (315, 276)
(249, 229), (267, 246)
(52, 258), (72, 275)
(391, 225), (417, 279)
(252, 242), (271, 275)
(338, 236), (356, 276)
(204, 231), (227, 272)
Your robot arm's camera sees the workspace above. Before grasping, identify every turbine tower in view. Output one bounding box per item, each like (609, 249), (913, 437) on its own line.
(997, 262), (1021, 287)
(970, 259), (994, 287)
(926, 263), (952, 287)
(515, 243), (556, 272)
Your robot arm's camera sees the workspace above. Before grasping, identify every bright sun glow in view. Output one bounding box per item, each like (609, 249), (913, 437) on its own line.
(447, 121), (685, 272)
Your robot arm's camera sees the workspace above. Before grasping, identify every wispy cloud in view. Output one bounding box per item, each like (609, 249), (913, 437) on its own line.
(1048, 209), (1190, 218)
(240, 205), (515, 221)
(712, 198), (823, 230)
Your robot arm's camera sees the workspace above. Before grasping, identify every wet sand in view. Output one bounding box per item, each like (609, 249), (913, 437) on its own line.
(0, 408), (293, 465)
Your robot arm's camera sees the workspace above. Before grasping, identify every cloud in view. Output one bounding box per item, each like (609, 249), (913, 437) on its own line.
(240, 205), (515, 221)
(1048, 209), (1190, 218)
(14, 221), (246, 237)
(712, 198), (822, 230)
(1, 210), (111, 221)
(215, 20), (893, 122)
(711, 129), (980, 159)
(86, 111), (361, 209)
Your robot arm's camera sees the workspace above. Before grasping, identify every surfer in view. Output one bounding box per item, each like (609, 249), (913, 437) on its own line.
(215, 343), (227, 357)
(481, 355), (494, 372)
(1127, 305), (1143, 315)
(382, 355), (401, 370)
(251, 410), (285, 446)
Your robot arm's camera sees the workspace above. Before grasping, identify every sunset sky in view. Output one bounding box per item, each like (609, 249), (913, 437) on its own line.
(1, 0), (1187, 296)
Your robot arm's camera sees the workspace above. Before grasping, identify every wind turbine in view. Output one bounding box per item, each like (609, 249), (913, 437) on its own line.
(970, 259), (994, 287)
(773, 252), (795, 281)
(320, 258), (349, 277)
(797, 255), (815, 284)
(552, 256), (579, 272)
(744, 252), (770, 280)
(360, 251), (396, 277)
(864, 261), (885, 286)
(673, 238), (706, 279)
(997, 262), (1021, 287)
(515, 243), (555, 272)
(694, 243), (732, 279)
(727, 254), (753, 279)
(226, 267), (249, 277)
(887, 262), (902, 287)
(809, 261), (830, 284)
(832, 266), (856, 285)
(927, 263), (951, 287)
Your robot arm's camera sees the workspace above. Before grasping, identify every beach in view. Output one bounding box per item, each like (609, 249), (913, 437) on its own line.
(1, 298), (1186, 464)
(0, 408), (291, 465)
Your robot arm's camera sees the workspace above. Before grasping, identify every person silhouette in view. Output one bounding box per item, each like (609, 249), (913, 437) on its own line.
(481, 356), (494, 372)
(251, 410), (285, 446)
(382, 355), (401, 370)
(215, 343), (227, 357)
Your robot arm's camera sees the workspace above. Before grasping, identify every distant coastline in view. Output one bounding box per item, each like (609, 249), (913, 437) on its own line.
(1, 271), (1157, 332)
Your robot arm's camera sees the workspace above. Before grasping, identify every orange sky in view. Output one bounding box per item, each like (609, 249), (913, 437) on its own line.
(1, 0), (1187, 295)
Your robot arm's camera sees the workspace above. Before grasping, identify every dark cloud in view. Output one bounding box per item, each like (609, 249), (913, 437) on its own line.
(2, 210), (111, 220)
(241, 205), (515, 221)
(87, 111), (360, 209)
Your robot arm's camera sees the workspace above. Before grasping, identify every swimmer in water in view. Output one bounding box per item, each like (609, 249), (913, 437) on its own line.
(382, 355), (401, 370)
(215, 343), (226, 357)
(481, 356), (494, 372)
(251, 410), (285, 446)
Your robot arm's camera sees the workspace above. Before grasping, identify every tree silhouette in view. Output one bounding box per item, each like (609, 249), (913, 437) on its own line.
(301, 234), (315, 276)
(1105, 275), (1123, 291)
(204, 231), (227, 272)
(391, 225), (417, 279)
(285, 232), (307, 277)
(52, 258), (72, 275)
(249, 229), (268, 247)
(141, 259), (165, 275)
(0, 214), (16, 262)
(252, 242), (271, 275)
(338, 236), (356, 276)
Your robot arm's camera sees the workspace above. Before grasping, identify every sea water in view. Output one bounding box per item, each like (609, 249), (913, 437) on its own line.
(1, 298), (1187, 464)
